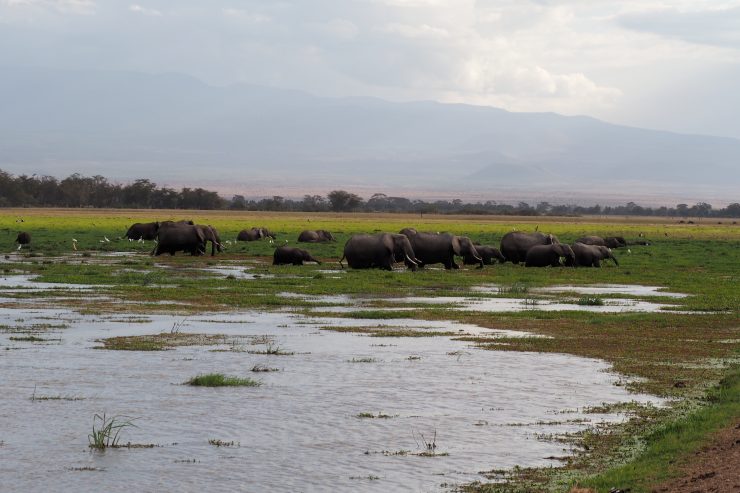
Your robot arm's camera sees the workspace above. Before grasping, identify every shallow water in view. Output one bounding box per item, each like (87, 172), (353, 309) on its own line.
(394, 296), (677, 313)
(532, 284), (689, 298)
(0, 303), (659, 492)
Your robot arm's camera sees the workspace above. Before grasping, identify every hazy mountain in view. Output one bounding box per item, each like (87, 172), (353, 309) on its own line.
(1, 67), (738, 203)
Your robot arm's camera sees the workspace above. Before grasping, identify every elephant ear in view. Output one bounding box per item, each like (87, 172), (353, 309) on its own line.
(451, 236), (462, 255)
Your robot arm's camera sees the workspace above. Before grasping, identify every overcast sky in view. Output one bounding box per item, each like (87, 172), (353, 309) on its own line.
(2, 0), (740, 139)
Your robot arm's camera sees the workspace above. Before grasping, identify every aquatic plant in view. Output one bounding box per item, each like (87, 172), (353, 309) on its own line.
(186, 373), (261, 387)
(88, 413), (136, 450)
(577, 296), (605, 306)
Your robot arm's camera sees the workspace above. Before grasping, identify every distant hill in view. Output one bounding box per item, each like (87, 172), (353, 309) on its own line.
(1, 67), (738, 203)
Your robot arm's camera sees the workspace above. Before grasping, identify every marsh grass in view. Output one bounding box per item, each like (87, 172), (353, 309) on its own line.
(87, 413), (136, 450)
(356, 412), (397, 419)
(348, 357), (377, 363)
(208, 439), (239, 447)
(321, 325), (455, 337)
(97, 333), (236, 351)
(247, 344), (294, 355)
(186, 373), (261, 387)
(577, 296), (605, 306)
(251, 364), (279, 372)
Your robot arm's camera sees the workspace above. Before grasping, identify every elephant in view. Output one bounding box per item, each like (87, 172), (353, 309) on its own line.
(195, 224), (223, 256)
(500, 232), (559, 264)
(125, 222), (159, 241)
(401, 229), (483, 269)
(339, 233), (421, 271)
(298, 230), (336, 243)
(464, 245), (505, 265)
(273, 246), (321, 265)
(237, 227), (275, 241)
(525, 243), (576, 267)
(152, 223), (206, 256)
(576, 235), (627, 249)
(237, 228), (263, 241)
(15, 231), (31, 245)
(571, 243), (619, 267)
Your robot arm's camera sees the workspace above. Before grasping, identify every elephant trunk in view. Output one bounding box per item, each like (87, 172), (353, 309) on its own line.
(338, 255), (345, 269)
(611, 255), (619, 266)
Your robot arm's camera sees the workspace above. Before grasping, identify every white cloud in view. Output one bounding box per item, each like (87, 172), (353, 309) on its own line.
(222, 8), (270, 24)
(129, 4), (160, 17)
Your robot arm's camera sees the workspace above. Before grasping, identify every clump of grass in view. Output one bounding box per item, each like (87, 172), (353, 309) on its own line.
(208, 439), (239, 447)
(88, 413), (136, 450)
(251, 364), (279, 372)
(186, 373), (261, 387)
(97, 333), (233, 351)
(9, 335), (48, 342)
(577, 296), (605, 306)
(247, 344), (294, 356)
(498, 282), (529, 295)
(407, 355), (422, 360)
(356, 412), (397, 419)
(348, 357), (377, 363)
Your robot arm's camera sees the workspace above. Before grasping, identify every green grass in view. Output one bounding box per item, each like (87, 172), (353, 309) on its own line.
(88, 413), (136, 450)
(575, 367), (740, 492)
(186, 373), (261, 387)
(576, 296), (604, 306)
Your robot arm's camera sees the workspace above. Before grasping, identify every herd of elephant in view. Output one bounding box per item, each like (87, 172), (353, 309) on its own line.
(117, 220), (629, 270)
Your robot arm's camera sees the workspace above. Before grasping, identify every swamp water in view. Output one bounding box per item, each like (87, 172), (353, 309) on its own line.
(0, 306), (660, 492)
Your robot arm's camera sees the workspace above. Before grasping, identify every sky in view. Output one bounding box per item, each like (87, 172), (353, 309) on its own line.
(1, 0), (740, 139)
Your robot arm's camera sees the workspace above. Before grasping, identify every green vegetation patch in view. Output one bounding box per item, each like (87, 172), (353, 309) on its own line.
(96, 332), (239, 351)
(186, 373), (261, 387)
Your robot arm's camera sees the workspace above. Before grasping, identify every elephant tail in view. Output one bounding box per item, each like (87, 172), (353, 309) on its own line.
(338, 254), (346, 269)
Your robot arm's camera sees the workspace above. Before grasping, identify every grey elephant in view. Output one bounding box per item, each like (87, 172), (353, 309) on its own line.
(500, 232), (559, 264)
(237, 227), (275, 241)
(125, 222), (159, 241)
(340, 233), (421, 271)
(237, 228), (264, 241)
(400, 229), (483, 269)
(15, 231), (31, 246)
(195, 224), (223, 256)
(571, 243), (619, 267)
(576, 235), (627, 249)
(273, 246), (321, 265)
(464, 245), (505, 265)
(152, 223), (206, 256)
(298, 230), (336, 243)
(525, 243), (576, 267)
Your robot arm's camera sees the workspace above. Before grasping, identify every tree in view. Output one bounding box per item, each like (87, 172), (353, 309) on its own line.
(327, 190), (363, 212)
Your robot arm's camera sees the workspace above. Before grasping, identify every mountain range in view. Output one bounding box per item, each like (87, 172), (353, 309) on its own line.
(1, 67), (738, 204)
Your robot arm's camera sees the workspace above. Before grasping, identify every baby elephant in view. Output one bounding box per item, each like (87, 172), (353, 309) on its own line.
(465, 245), (505, 265)
(571, 243), (619, 267)
(273, 246), (321, 266)
(15, 232), (31, 245)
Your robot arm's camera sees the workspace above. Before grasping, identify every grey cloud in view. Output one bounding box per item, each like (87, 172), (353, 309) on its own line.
(617, 7), (740, 49)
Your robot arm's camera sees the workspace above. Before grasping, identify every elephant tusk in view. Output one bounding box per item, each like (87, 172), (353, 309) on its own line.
(405, 254), (418, 265)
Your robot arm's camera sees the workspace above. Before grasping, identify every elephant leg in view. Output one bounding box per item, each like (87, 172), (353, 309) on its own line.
(293, 260), (302, 266)
(593, 259), (601, 267)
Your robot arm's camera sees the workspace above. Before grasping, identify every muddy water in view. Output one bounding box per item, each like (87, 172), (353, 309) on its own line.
(0, 305), (659, 492)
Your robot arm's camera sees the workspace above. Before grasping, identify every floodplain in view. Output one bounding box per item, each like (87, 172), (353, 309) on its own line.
(0, 209), (737, 492)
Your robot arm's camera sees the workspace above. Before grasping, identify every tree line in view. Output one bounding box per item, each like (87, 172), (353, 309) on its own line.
(1, 170), (738, 218)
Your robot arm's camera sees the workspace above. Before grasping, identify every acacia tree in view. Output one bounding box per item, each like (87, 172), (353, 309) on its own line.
(327, 190), (363, 212)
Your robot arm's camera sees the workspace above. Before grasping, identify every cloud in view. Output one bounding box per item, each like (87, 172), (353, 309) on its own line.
(617, 6), (740, 49)
(129, 4), (160, 17)
(1, 0), (95, 15)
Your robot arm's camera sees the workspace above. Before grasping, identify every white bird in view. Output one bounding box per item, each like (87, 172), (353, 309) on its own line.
(128, 238), (133, 242)
(16, 244), (22, 251)
(72, 239), (78, 251)
(103, 236), (110, 242)
(627, 249), (632, 254)
(138, 238), (144, 243)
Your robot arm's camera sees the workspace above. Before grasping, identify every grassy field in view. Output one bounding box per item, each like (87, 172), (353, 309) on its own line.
(1, 208), (738, 492)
